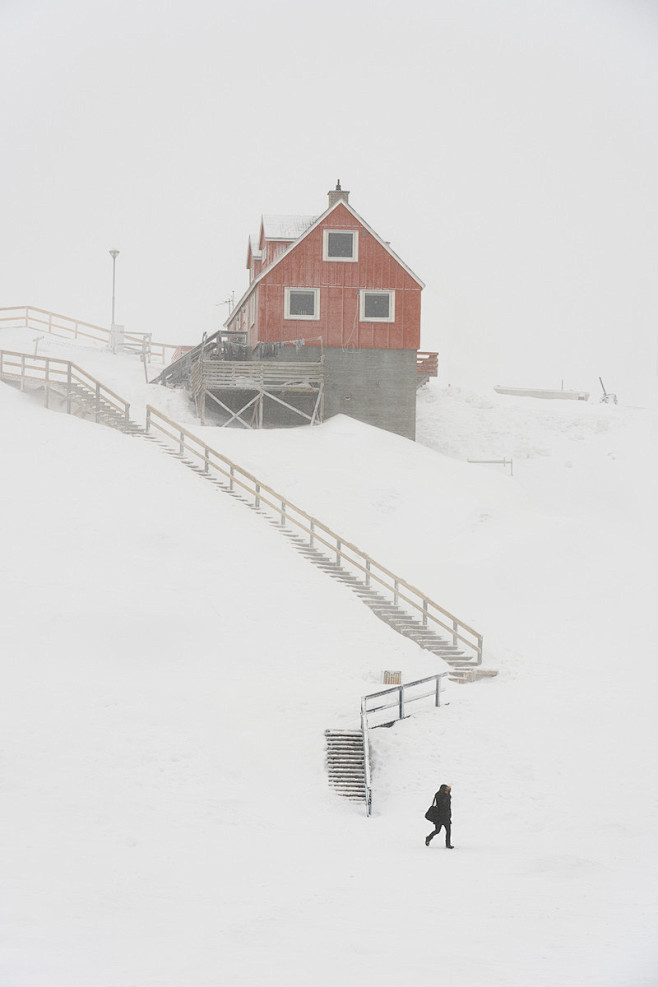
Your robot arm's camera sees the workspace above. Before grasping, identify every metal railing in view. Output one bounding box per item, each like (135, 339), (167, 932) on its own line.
(359, 672), (448, 816)
(360, 707), (373, 817)
(0, 349), (131, 424)
(145, 404), (484, 664)
(0, 306), (179, 365)
(362, 672), (448, 730)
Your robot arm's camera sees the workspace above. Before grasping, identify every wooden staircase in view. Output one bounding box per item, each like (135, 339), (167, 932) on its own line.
(325, 730), (368, 804)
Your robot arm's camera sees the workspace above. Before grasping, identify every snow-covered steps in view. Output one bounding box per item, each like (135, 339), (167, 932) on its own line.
(278, 533), (497, 681)
(325, 729), (368, 805)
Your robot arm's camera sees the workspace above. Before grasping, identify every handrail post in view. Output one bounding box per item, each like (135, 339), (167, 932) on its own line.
(229, 465), (235, 491)
(336, 538), (342, 566)
(435, 675), (441, 707)
(179, 430), (185, 456)
(422, 599), (428, 627)
(365, 559), (371, 589)
(309, 520), (315, 549)
(204, 446), (209, 474)
(95, 382), (101, 422)
(66, 364), (72, 414)
(146, 407), (151, 433)
(255, 483), (261, 510)
(452, 619), (458, 647)
(394, 579), (399, 606)
(280, 501), (286, 526)
(399, 685), (404, 720)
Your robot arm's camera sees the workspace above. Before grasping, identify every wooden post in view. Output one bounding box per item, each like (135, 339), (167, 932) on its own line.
(336, 539), (342, 566)
(146, 407), (151, 433)
(310, 520), (315, 549)
(452, 619), (458, 647)
(394, 579), (399, 606)
(95, 382), (101, 422)
(399, 685), (404, 720)
(423, 600), (428, 627)
(435, 676), (441, 707)
(179, 431), (185, 456)
(66, 364), (72, 414)
(255, 483), (261, 510)
(204, 447), (210, 473)
(365, 559), (371, 589)
(280, 501), (286, 526)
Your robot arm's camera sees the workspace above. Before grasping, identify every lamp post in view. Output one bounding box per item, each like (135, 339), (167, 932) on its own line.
(109, 249), (119, 326)
(109, 249), (123, 352)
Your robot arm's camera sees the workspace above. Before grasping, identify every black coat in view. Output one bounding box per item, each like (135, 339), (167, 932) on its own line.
(433, 790), (451, 824)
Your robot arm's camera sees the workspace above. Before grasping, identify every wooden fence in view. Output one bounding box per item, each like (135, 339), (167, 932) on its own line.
(145, 404), (483, 664)
(0, 306), (178, 365)
(0, 349), (131, 423)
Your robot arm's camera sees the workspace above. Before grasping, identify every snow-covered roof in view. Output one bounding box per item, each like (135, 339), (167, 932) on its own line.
(249, 234), (261, 258)
(261, 214), (318, 241)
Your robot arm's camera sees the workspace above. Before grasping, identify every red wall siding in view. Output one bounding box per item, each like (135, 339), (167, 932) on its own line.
(255, 204), (421, 350)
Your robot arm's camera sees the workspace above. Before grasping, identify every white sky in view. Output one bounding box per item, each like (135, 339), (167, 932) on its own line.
(2, 0), (657, 391)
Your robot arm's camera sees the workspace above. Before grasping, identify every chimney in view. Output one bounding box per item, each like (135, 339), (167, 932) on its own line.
(327, 179), (350, 208)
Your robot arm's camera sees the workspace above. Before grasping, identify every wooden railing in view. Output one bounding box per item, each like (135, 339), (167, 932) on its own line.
(0, 306), (179, 365)
(190, 359), (325, 394)
(416, 351), (439, 377)
(145, 404), (484, 664)
(0, 349), (131, 423)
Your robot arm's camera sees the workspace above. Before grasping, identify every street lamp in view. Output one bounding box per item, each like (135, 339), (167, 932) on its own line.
(109, 249), (120, 326)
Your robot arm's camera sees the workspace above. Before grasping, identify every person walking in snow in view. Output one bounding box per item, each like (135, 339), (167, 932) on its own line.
(425, 784), (454, 848)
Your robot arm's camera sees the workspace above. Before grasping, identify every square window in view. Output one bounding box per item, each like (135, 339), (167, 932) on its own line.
(323, 229), (358, 262)
(360, 290), (395, 322)
(285, 287), (320, 320)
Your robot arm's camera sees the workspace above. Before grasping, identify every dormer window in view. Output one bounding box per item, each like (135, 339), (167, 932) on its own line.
(360, 289), (395, 322)
(284, 287), (320, 320)
(323, 229), (358, 262)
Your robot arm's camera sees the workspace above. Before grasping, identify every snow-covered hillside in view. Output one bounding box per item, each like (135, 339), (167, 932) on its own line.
(1, 328), (657, 986)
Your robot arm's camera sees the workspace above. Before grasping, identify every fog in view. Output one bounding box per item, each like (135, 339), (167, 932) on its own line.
(2, 0), (657, 393)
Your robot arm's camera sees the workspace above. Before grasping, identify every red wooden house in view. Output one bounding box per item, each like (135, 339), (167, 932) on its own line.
(155, 184), (435, 438)
(222, 183), (426, 438)
(228, 184), (422, 353)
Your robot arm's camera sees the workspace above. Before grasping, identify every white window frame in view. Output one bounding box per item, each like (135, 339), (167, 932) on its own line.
(284, 287), (320, 321)
(323, 229), (359, 262)
(359, 289), (395, 323)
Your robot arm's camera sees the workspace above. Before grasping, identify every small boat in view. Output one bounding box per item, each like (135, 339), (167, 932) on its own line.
(493, 385), (589, 401)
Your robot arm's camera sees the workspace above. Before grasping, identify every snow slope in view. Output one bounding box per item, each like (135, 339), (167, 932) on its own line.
(1, 329), (657, 986)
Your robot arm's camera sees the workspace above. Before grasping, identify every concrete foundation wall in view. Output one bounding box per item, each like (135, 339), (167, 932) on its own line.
(322, 348), (416, 440)
(206, 347), (417, 440)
